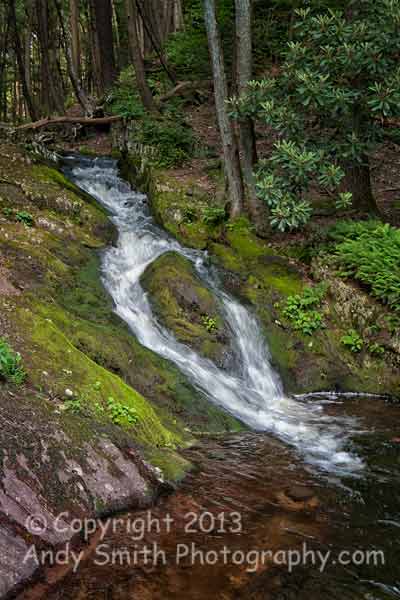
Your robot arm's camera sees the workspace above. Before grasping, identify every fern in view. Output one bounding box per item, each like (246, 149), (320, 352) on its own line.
(329, 220), (400, 313)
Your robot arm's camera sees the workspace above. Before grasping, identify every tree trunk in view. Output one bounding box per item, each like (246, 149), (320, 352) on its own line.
(126, 0), (159, 113)
(9, 0), (37, 121)
(113, 0), (130, 68)
(92, 0), (116, 93)
(88, 0), (102, 97)
(135, 0), (177, 84)
(203, 0), (244, 217)
(235, 0), (270, 234)
(344, 156), (379, 214)
(54, 0), (93, 115)
(69, 0), (81, 81)
(35, 0), (64, 115)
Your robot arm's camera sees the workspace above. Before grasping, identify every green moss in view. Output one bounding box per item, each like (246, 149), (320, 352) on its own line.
(31, 164), (110, 216)
(210, 243), (245, 272)
(143, 447), (193, 483)
(141, 251), (230, 365)
(226, 219), (272, 259)
(258, 261), (304, 296)
(19, 307), (181, 448)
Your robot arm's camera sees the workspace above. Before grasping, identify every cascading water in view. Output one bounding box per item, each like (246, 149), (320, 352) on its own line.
(64, 155), (362, 474)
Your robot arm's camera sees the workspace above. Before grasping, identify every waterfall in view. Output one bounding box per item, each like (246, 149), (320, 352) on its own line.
(64, 155), (363, 474)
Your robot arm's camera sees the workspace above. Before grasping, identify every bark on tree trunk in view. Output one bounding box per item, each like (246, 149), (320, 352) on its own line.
(126, 0), (159, 113)
(203, 0), (244, 217)
(54, 0), (93, 115)
(35, 0), (64, 115)
(69, 0), (81, 81)
(344, 156), (380, 214)
(235, 0), (269, 233)
(92, 0), (116, 93)
(9, 0), (37, 121)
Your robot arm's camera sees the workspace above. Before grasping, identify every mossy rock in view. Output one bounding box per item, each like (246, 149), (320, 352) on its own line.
(141, 251), (233, 367)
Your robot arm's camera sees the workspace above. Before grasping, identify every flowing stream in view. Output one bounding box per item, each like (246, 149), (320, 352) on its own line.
(41, 154), (400, 600)
(64, 155), (362, 474)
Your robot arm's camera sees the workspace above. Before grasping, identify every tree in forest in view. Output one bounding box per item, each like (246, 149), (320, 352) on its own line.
(91, 0), (116, 94)
(203, 0), (244, 218)
(232, 0), (400, 230)
(234, 0), (270, 233)
(125, 0), (159, 113)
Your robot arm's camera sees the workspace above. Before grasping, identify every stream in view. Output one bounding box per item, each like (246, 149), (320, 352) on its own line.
(41, 155), (400, 599)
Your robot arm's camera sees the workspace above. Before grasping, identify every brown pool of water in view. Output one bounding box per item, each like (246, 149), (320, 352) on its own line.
(17, 396), (400, 600)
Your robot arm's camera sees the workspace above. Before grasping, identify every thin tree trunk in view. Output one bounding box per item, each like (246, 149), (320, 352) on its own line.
(235, 0), (270, 234)
(54, 0), (93, 115)
(135, 0), (177, 84)
(203, 0), (244, 217)
(126, 0), (159, 113)
(69, 0), (81, 81)
(173, 0), (184, 31)
(88, 0), (102, 97)
(9, 0), (37, 121)
(35, 0), (64, 115)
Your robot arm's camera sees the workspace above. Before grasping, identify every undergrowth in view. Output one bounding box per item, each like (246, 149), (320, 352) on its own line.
(0, 338), (26, 385)
(329, 220), (400, 313)
(107, 67), (197, 167)
(282, 284), (327, 335)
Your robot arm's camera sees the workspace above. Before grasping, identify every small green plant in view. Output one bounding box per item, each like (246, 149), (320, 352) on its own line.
(201, 315), (218, 333)
(2, 207), (13, 218)
(107, 396), (139, 426)
(341, 329), (363, 353)
(182, 206), (197, 224)
(0, 338), (26, 385)
(368, 342), (385, 357)
(283, 284), (326, 335)
(335, 192), (353, 211)
(64, 396), (83, 414)
(202, 206), (226, 226)
(16, 211), (34, 227)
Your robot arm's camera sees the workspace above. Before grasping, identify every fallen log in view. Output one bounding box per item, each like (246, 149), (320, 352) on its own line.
(159, 80), (213, 103)
(16, 115), (123, 131)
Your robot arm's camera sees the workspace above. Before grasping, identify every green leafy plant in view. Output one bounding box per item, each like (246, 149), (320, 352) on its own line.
(182, 206), (197, 224)
(283, 284), (326, 335)
(64, 396), (83, 414)
(2, 207), (13, 218)
(16, 210), (34, 226)
(0, 338), (26, 385)
(202, 206), (226, 226)
(368, 342), (385, 357)
(107, 396), (139, 426)
(201, 315), (218, 333)
(329, 220), (400, 313)
(231, 1), (400, 228)
(341, 329), (363, 353)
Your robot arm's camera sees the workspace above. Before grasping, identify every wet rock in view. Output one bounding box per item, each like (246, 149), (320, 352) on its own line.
(286, 485), (315, 502)
(141, 251), (234, 368)
(0, 386), (163, 596)
(0, 523), (37, 597)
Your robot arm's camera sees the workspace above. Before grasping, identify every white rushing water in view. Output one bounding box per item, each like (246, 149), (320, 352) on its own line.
(65, 156), (363, 474)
